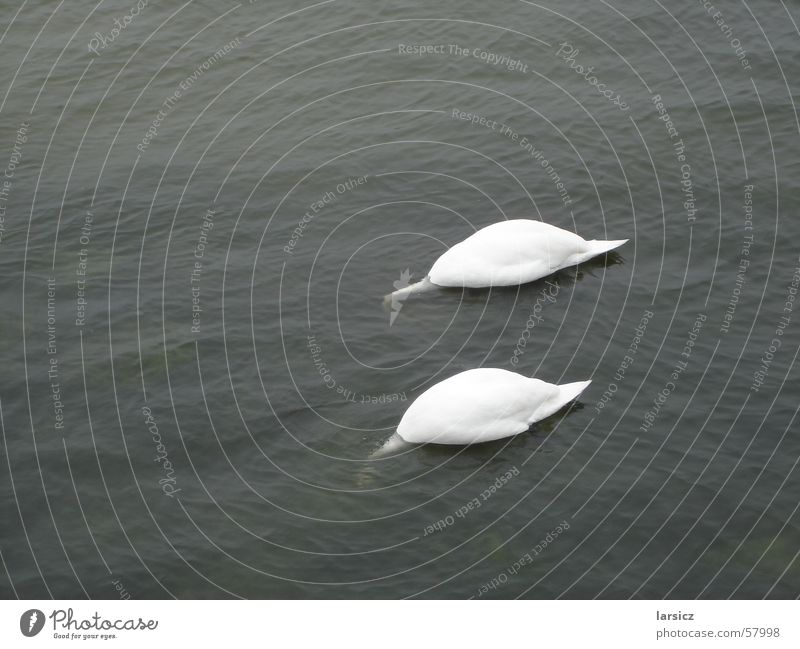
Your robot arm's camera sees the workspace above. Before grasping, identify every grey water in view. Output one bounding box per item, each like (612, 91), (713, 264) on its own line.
(1, 0), (799, 599)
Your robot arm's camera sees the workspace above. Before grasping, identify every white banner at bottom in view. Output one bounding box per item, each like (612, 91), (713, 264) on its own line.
(0, 600), (797, 648)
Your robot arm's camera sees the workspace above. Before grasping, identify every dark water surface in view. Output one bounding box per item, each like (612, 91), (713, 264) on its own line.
(1, 0), (799, 598)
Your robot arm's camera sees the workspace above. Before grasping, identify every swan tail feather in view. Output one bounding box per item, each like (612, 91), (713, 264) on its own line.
(556, 379), (592, 404)
(586, 239), (628, 256)
(532, 380), (591, 422)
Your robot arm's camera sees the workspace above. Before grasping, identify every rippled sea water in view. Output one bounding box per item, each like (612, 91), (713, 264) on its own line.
(1, 0), (799, 599)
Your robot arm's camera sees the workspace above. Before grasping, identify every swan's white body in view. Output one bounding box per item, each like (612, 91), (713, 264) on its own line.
(430, 220), (626, 288)
(396, 368), (590, 445)
(389, 220), (627, 299)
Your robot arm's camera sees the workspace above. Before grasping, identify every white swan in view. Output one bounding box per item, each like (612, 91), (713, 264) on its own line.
(389, 219), (627, 298)
(392, 368), (590, 446)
